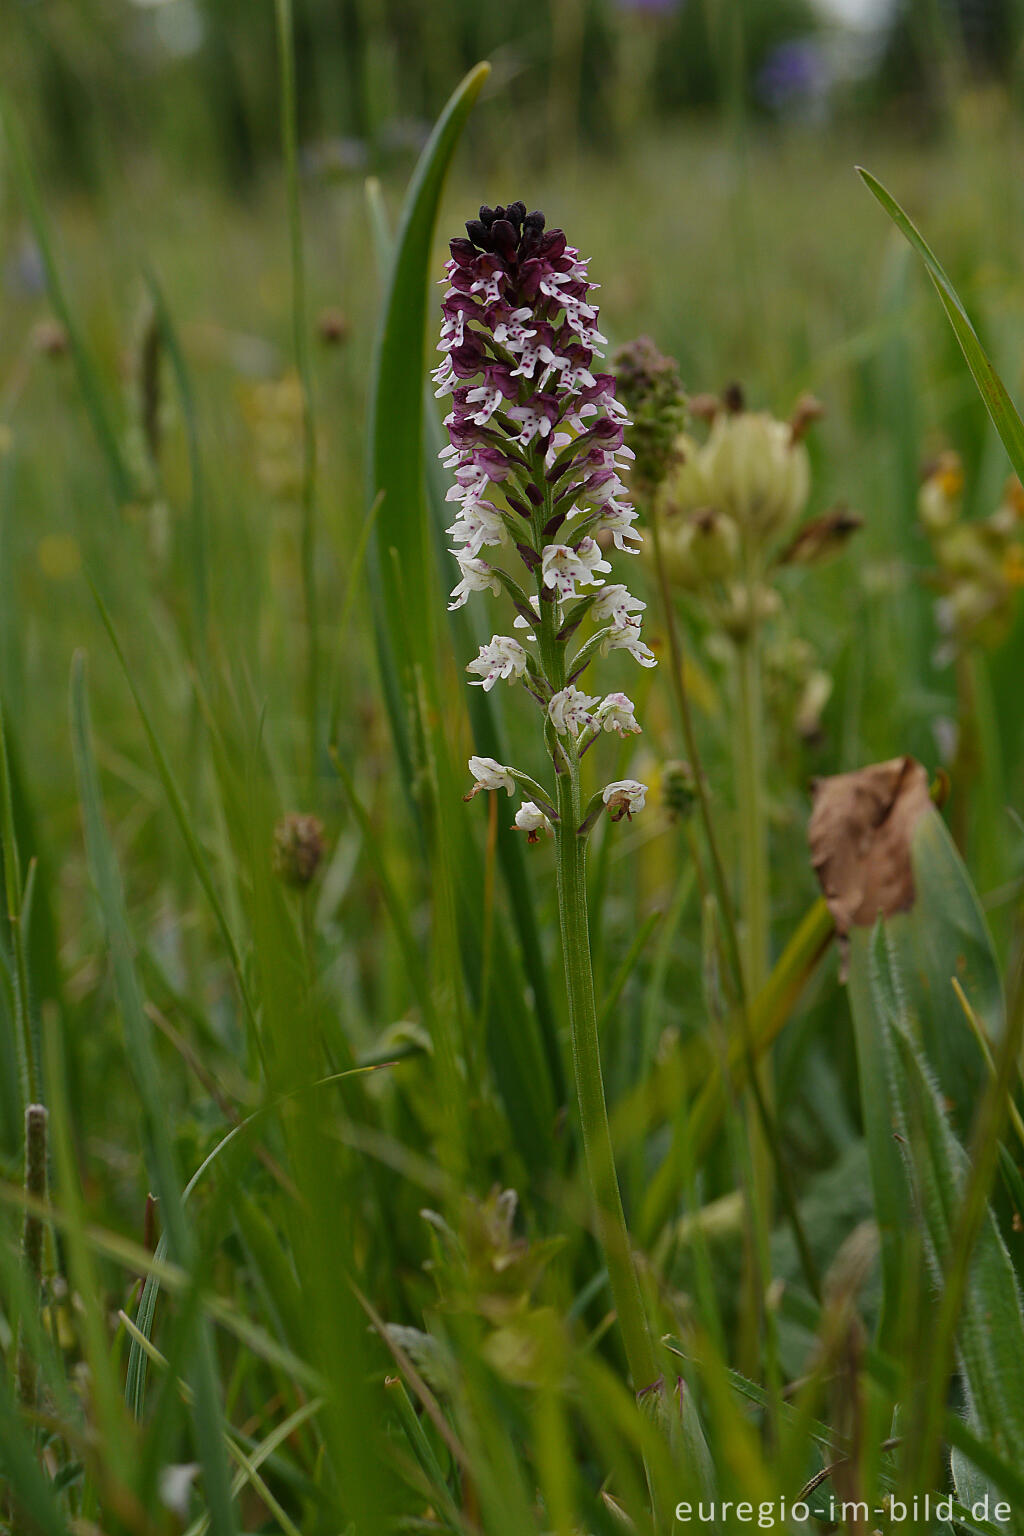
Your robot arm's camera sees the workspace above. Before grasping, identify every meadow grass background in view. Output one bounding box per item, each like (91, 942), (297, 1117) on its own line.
(3, 4), (1024, 1532)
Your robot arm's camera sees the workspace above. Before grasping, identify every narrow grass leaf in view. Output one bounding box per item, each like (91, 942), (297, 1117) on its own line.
(0, 1372), (73, 1536)
(142, 267), (209, 674)
(889, 1020), (1024, 1498)
(90, 588), (260, 1054)
(366, 60), (490, 732)
(858, 167), (1024, 484)
(69, 653), (237, 1536)
(0, 91), (136, 504)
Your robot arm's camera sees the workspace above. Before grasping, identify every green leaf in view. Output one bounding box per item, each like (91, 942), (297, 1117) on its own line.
(847, 806), (1004, 1342)
(780, 1285), (1024, 1511)
(858, 167), (1024, 485)
(847, 804), (1024, 1517)
(366, 60), (490, 760)
(888, 1020), (1024, 1499)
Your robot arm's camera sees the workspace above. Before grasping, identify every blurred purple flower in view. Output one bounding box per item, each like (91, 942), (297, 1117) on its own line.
(613, 0), (683, 13)
(756, 37), (832, 114)
(5, 236), (46, 298)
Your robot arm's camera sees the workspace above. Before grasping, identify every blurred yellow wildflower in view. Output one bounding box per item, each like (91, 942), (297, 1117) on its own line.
(240, 369), (305, 498)
(37, 533), (82, 582)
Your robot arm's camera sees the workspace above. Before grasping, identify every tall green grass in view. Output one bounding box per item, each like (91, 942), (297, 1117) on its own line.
(1, 25), (1024, 1536)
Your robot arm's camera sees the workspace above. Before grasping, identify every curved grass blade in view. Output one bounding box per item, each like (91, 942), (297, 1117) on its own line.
(780, 1286), (1024, 1509)
(0, 91), (136, 505)
(0, 699), (38, 1106)
(125, 1064), (385, 1417)
(0, 1175), (329, 1399)
(274, 0), (320, 785)
(888, 1018), (1024, 1503)
(0, 1372), (73, 1536)
(636, 897), (835, 1242)
(858, 167), (1024, 483)
(366, 60), (490, 735)
(142, 267), (210, 676)
(847, 806), (1005, 1345)
(421, 383), (564, 1098)
(90, 586), (261, 1059)
(70, 653), (237, 1536)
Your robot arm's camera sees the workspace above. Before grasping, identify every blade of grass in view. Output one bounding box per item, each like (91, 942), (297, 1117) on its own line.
(125, 1063), (386, 1416)
(384, 1375), (466, 1534)
(0, 1176), (330, 1397)
(273, 0), (320, 788)
(635, 897), (835, 1242)
(70, 652), (237, 1536)
(368, 158), (564, 1130)
(0, 1370), (73, 1536)
(366, 61), (490, 748)
(142, 267), (210, 678)
(858, 167), (1024, 484)
(90, 586), (261, 1061)
(41, 1014), (136, 1504)
(0, 699), (37, 1106)
(781, 1285), (1024, 1509)
(598, 909), (662, 1035)
(421, 386), (563, 1100)
(890, 987), (1024, 1501)
(0, 91), (136, 504)
(327, 490), (384, 749)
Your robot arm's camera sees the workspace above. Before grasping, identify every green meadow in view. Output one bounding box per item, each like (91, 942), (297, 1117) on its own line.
(3, 5), (1024, 1532)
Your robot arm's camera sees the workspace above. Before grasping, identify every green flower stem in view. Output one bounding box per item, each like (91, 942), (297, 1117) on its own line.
(553, 771), (660, 1396)
(646, 500), (745, 1002)
(735, 622), (768, 1003)
(16, 1103), (48, 1417)
(733, 601), (775, 1378)
(529, 466), (658, 1396)
(274, 0), (320, 790)
(0, 701), (38, 1109)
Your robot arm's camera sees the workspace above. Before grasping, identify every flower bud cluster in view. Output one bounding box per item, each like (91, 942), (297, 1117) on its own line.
(919, 454), (1024, 655)
(641, 387), (856, 645)
(610, 336), (688, 494)
(653, 391), (815, 590)
(438, 203), (654, 833)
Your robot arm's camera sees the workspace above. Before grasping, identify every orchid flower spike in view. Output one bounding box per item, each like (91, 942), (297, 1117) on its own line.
(440, 202), (653, 830)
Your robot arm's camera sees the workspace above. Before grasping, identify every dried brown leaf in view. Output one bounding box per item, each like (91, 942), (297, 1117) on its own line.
(808, 756), (933, 936)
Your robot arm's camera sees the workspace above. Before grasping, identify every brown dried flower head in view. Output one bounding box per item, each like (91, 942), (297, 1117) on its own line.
(273, 813), (326, 887)
(808, 756), (933, 937)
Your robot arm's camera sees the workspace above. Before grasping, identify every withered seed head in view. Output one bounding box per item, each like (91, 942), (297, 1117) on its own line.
(722, 381), (745, 415)
(273, 813), (326, 887)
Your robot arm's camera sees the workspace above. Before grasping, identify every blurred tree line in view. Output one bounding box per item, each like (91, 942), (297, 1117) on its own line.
(4, 0), (1024, 193)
